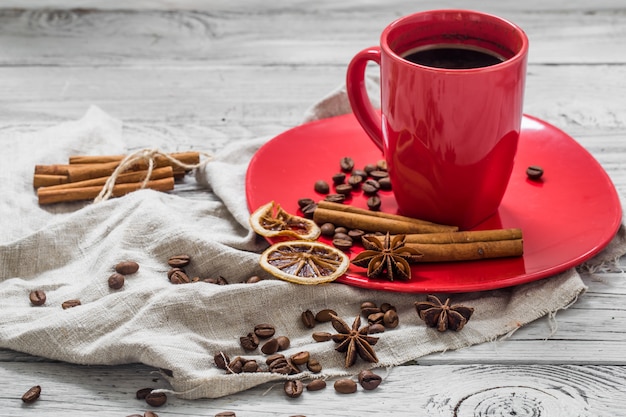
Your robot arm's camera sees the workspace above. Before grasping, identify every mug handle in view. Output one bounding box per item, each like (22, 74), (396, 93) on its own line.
(346, 46), (384, 151)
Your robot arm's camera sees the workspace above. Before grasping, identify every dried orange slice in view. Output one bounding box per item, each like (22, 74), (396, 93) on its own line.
(249, 201), (320, 241)
(259, 240), (350, 285)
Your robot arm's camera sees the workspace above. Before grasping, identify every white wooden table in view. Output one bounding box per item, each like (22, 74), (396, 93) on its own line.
(1, 1), (625, 416)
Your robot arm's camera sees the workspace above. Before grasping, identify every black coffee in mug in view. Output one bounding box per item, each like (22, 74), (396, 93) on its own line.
(403, 45), (505, 69)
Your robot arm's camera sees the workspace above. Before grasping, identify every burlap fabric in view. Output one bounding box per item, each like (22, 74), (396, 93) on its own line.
(0, 93), (623, 399)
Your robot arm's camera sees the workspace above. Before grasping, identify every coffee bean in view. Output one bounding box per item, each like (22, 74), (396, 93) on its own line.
(115, 261), (139, 275)
(362, 179), (380, 195)
(383, 310), (399, 328)
(21, 385), (41, 403)
(320, 222), (335, 236)
(358, 370), (382, 390)
(240, 332), (259, 351)
(378, 177), (392, 190)
(301, 309), (316, 328)
(169, 269), (190, 284)
(306, 358), (322, 373)
(314, 180), (330, 194)
(306, 379), (327, 391)
(297, 198), (315, 209)
(242, 360), (259, 373)
(315, 309), (337, 323)
(332, 236), (353, 251)
(284, 380), (304, 398)
(261, 338), (279, 355)
(348, 229), (365, 240)
(368, 312), (385, 325)
(360, 300), (378, 310)
(265, 353), (286, 366)
(214, 352), (230, 370)
(368, 323), (386, 334)
(145, 392), (167, 407)
(369, 170), (389, 180)
(29, 290), (46, 306)
(268, 357), (291, 374)
(301, 202), (317, 218)
(227, 357), (244, 374)
(144, 412), (160, 417)
(312, 331), (332, 342)
(276, 335), (291, 351)
(108, 273), (125, 290)
(367, 195), (382, 211)
(324, 193), (345, 203)
(62, 299), (81, 309)
(335, 184), (353, 196)
(334, 378), (357, 394)
(380, 302), (396, 312)
(363, 163), (377, 174)
(245, 275), (262, 284)
(136, 387), (154, 399)
(339, 157), (355, 172)
(290, 351), (310, 365)
(526, 165), (544, 181)
(254, 323), (276, 339)
(348, 174), (363, 189)
(352, 169), (368, 178)
(331, 172), (346, 185)
(215, 412), (236, 417)
(168, 254), (191, 268)
(334, 226), (348, 234)
(376, 159), (388, 171)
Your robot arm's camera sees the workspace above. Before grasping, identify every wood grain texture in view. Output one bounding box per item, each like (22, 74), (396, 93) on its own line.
(1, 0), (625, 416)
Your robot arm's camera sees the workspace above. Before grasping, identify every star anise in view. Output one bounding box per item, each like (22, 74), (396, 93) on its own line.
(414, 295), (474, 332)
(329, 314), (379, 368)
(351, 233), (421, 281)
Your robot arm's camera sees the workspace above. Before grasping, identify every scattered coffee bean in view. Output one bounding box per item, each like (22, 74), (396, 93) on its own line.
(306, 358), (322, 373)
(367, 195), (382, 211)
(108, 273), (125, 290)
(378, 176), (392, 190)
(214, 352), (230, 370)
(383, 310), (399, 328)
(335, 226), (348, 234)
(300, 202), (318, 218)
(297, 198), (315, 209)
(29, 290), (46, 306)
(368, 312), (385, 325)
(144, 412), (159, 417)
(227, 357), (244, 374)
(267, 354), (291, 374)
(352, 169), (368, 178)
(526, 165), (544, 181)
(361, 304), (381, 317)
(145, 392), (167, 407)
(376, 159), (388, 171)
(358, 370), (382, 390)
(245, 275), (263, 284)
(369, 170), (389, 181)
(332, 235), (353, 251)
(368, 323), (386, 334)
(331, 172), (346, 185)
(290, 351), (310, 366)
(169, 269), (190, 284)
(21, 385), (41, 403)
(364, 163), (377, 174)
(136, 387), (154, 400)
(314, 180), (330, 194)
(215, 412), (236, 417)
(240, 332), (259, 351)
(254, 323), (276, 339)
(167, 254), (191, 268)
(301, 310), (316, 328)
(324, 193), (346, 203)
(315, 309), (337, 323)
(284, 380), (304, 398)
(312, 331), (332, 342)
(362, 179), (381, 195)
(335, 184), (353, 196)
(115, 261), (139, 275)
(307, 379), (327, 391)
(61, 299), (81, 309)
(380, 302), (396, 312)
(339, 157), (355, 172)
(276, 335), (291, 351)
(242, 360), (259, 373)
(320, 222), (335, 237)
(348, 174), (363, 189)
(261, 338), (279, 355)
(334, 378), (357, 394)
(348, 229), (365, 240)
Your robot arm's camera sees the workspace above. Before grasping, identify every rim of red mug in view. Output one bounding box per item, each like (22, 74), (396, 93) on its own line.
(380, 9), (529, 73)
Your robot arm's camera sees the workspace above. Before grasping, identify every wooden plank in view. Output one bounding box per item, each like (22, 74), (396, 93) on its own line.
(0, 361), (623, 416)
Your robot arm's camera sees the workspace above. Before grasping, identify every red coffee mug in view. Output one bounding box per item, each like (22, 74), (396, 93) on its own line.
(346, 10), (529, 230)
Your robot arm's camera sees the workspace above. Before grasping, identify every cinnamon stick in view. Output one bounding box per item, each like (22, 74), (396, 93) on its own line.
(68, 151), (200, 166)
(37, 177), (175, 205)
(33, 174), (69, 188)
(38, 166), (174, 192)
(313, 201), (458, 234)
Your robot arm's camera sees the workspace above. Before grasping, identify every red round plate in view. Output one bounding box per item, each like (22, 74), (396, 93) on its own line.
(246, 113), (622, 292)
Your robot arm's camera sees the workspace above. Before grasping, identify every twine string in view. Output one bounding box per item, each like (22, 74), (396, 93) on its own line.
(93, 148), (213, 203)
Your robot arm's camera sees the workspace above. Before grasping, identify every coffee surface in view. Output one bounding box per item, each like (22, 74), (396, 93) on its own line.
(403, 47), (504, 69)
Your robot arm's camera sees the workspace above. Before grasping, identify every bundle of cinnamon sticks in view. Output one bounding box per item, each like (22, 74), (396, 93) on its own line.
(33, 151), (200, 205)
(313, 201), (523, 262)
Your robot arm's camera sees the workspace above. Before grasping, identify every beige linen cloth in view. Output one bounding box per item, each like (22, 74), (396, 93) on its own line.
(1, 91), (624, 399)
